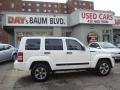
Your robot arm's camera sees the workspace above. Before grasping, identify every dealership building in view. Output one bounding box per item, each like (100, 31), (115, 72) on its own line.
(0, 0), (116, 47)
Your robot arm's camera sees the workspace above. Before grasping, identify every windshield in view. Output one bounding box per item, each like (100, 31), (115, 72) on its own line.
(99, 42), (117, 49)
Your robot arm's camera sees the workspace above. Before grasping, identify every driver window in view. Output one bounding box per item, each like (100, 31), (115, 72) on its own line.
(89, 43), (100, 48)
(66, 39), (84, 50)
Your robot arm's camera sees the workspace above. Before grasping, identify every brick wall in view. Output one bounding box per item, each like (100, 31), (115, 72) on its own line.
(0, 0), (94, 43)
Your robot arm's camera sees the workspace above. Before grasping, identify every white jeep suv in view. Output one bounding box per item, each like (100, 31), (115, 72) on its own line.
(14, 37), (115, 82)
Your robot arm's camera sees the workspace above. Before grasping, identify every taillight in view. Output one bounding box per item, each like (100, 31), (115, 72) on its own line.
(17, 52), (23, 62)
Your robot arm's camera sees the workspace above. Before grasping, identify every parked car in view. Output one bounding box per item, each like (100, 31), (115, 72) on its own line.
(0, 44), (17, 62)
(88, 42), (120, 61)
(14, 37), (114, 82)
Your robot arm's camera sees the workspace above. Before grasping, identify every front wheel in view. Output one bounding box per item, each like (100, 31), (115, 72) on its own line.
(95, 60), (111, 76)
(31, 64), (50, 82)
(12, 54), (17, 61)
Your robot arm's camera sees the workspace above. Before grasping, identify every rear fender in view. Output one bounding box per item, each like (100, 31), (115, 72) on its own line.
(25, 56), (54, 70)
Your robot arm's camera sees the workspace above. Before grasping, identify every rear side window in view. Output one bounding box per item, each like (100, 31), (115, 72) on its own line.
(25, 39), (40, 50)
(45, 39), (63, 50)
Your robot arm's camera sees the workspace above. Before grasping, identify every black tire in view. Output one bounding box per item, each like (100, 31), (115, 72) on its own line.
(12, 54), (17, 61)
(31, 64), (50, 82)
(95, 60), (111, 76)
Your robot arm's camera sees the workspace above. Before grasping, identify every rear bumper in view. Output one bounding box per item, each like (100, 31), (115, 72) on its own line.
(14, 60), (30, 71)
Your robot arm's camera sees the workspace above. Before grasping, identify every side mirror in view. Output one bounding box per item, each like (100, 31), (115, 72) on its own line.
(81, 46), (86, 51)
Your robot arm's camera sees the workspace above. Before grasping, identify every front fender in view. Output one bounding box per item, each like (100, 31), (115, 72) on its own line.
(90, 54), (115, 68)
(25, 56), (55, 70)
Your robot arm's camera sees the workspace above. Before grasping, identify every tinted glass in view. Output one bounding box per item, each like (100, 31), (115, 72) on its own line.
(100, 42), (117, 49)
(25, 39), (40, 50)
(66, 39), (83, 50)
(45, 39), (63, 50)
(89, 43), (100, 48)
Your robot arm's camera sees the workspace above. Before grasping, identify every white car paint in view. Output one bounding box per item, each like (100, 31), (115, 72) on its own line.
(14, 37), (114, 71)
(88, 42), (120, 60)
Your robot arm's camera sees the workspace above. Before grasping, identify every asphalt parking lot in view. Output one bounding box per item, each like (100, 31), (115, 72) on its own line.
(1, 61), (120, 90)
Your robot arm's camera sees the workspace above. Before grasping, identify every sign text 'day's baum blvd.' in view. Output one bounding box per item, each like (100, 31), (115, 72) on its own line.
(6, 14), (67, 27)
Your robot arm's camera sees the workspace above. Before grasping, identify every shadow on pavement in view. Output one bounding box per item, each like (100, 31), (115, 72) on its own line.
(13, 70), (94, 89)
(0, 60), (13, 66)
(50, 70), (94, 80)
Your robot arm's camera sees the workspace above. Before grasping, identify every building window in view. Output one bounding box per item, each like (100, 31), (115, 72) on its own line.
(48, 10), (51, 13)
(79, 2), (81, 5)
(74, 2), (78, 6)
(28, 9), (31, 12)
(90, 3), (92, 7)
(11, 3), (14, 8)
(43, 4), (47, 7)
(0, 3), (2, 6)
(22, 2), (25, 6)
(64, 5), (67, 8)
(74, 8), (77, 11)
(48, 4), (51, 7)
(102, 30), (111, 42)
(21, 9), (25, 11)
(36, 3), (40, 7)
(64, 10), (67, 13)
(36, 9), (40, 12)
(83, 2), (86, 6)
(54, 10), (58, 13)
(54, 4), (57, 8)
(28, 3), (31, 6)
(62, 32), (71, 37)
(43, 9), (47, 12)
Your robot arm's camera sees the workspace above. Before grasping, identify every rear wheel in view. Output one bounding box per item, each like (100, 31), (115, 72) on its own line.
(95, 60), (111, 76)
(31, 64), (50, 82)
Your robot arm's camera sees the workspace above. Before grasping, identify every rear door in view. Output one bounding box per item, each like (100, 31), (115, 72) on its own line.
(44, 38), (66, 70)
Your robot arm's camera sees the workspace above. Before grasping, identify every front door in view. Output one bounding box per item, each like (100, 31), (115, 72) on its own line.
(64, 39), (91, 69)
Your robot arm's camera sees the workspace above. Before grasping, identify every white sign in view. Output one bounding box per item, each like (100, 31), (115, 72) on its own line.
(79, 11), (115, 24)
(6, 14), (67, 27)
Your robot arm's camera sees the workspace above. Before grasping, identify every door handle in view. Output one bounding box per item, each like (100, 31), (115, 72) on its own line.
(67, 52), (72, 54)
(44, 52), (50, 54)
